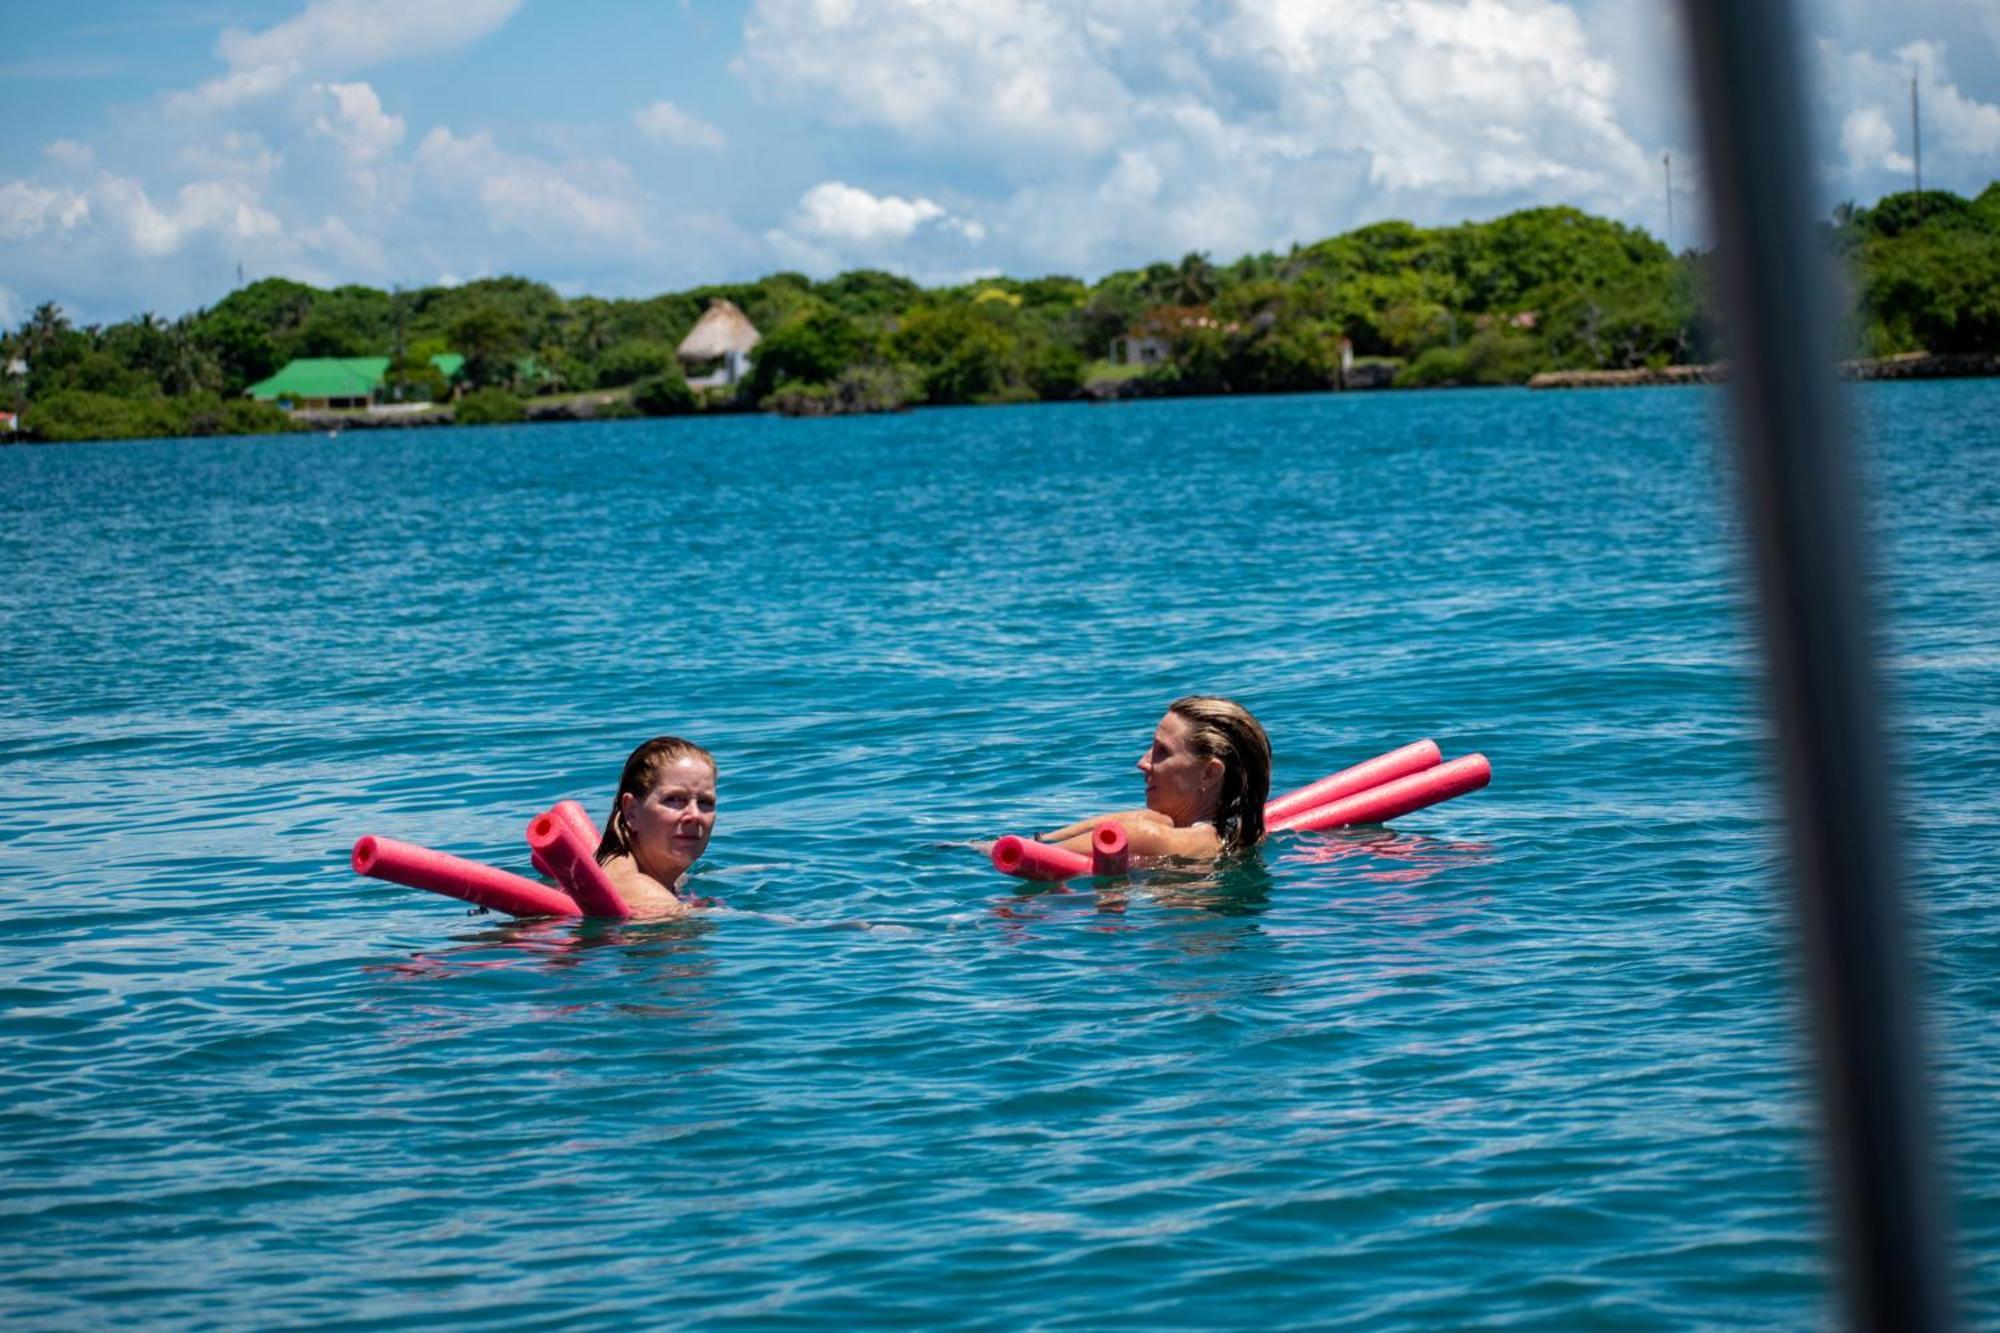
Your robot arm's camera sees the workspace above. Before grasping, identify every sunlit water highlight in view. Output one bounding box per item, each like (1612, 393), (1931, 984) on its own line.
(2, 384), (1995, 1326)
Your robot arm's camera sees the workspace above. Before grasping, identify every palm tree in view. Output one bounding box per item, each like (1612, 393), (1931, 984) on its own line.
(1171, 252), (1218, 306)
(20, 302), (71, 362)
(160, 317), (221, 397)
(567, 299), (614, 359)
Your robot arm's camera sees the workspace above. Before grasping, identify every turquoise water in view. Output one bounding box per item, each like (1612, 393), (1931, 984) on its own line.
(2, 384), (1995, 1326)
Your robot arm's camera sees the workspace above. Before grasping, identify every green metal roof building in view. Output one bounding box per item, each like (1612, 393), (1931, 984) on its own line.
(244, 355), (466, 408)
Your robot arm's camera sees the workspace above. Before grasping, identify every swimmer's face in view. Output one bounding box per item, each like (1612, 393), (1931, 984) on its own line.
(1137, 710), (1223, 826)
(620, 755), (718, 881)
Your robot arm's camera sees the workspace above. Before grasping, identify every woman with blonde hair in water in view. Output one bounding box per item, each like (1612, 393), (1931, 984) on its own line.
(1037, 695), (1272, 859)
(594, 735), (718, 916)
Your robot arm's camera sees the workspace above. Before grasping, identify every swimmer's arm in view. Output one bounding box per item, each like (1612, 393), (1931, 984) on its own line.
(1043, 817), (1218, 859)
(1039, 808), (1162, 843)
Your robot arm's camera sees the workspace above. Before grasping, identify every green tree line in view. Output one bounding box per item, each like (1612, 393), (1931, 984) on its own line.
(5, 183), (1995, 441)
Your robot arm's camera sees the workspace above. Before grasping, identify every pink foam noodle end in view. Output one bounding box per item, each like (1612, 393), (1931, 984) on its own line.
(351, 835), (582, 918)
(552, 799), (602, 853)
(1091, 822), (1132, 876)
(1272, 754), (1492, 834)
(991, 835), (1093, 882)
(1264, 740), (1444, 823)
(525, 810), (632, 920)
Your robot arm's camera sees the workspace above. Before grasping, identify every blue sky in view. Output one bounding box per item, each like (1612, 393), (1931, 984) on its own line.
(2, 0), (1996, 324)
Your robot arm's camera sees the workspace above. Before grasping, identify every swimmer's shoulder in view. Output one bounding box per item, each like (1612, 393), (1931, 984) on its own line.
(1124, 819), (1223, 859)
(602, 855), (697, 918)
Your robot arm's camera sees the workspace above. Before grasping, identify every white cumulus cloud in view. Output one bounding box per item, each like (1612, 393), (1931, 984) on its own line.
(634, 100), (727, 152)
(735, 0), (1660, 273)
(1840, 107), (1912, 174)
(168, 0), (520, 115)
(92, 175), (283, 257)
(792, 181), (945, 243)
(173, 131), (285, 182)
(165, 60), (302, 117)
(42, 140), (96, 171)
(738, 0), (1133, 160)
(413, 128), (652, 249)
(0, 181), (91, 241)
(765, 181), (977, 276)
(313, 82), (407, 162)
(217, 0), (522, 78)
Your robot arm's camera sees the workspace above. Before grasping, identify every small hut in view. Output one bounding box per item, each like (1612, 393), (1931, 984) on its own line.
(677, 299), (761, 388)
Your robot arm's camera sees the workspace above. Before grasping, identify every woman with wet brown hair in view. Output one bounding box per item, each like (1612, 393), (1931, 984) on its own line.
(594, 735), (718, 915)
(1038, 695), (1272, 859)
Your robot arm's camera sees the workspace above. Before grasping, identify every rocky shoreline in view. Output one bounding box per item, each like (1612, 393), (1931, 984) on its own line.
(291, 392), (642, 431)
(1527, 351), (1999, 389)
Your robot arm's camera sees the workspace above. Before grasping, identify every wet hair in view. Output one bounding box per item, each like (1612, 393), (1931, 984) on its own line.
(595, 736), (718, 865)
(1168, 695), (1271, 853)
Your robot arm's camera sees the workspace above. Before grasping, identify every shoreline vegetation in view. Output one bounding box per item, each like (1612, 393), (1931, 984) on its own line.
(4, 185), (1995, 444)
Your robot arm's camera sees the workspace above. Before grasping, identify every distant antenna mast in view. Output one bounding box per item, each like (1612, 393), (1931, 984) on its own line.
(1911, 72), (1923, 205)
(1664, 152), (1674, 251)
(236, 260), (244, 287)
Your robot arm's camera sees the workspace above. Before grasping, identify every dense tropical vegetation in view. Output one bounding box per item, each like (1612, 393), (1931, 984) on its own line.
(4, 184), (1995, 441)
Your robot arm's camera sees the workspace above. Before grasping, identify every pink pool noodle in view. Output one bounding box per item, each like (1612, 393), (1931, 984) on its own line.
(532, 800), (605, 884)
(528, 800), (600, 884)
(1091, 822), (1131, 875)
(553, 799), (602, 853)
(1264, 739), (1443, 823)
(526, 808), (632, 919)
(1272, 754), (1492, 833)
(553, 799), (652, 913)
(991, 835), (1093, 882)
(352, 835), (581, 918)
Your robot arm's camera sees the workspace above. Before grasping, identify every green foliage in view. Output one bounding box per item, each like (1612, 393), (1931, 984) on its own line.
(206, 278), (316, 341)
(630, 368), (696, 416)
(25, 389), (297, 441)
(818, 269), (923, 318)
(1852, 190), (1981, 239)
(450, 304), (528, 389)
(748, 307), (876, 399)
(1235, 320), (1342, 391)
(288, 285), (395, 359)
(408, 277), (565, 351)
(1395, 331), (1542, 388)
(1014, 275), (1089, 309)
(1838, 188), (2000, 355)
(453, 387), (525, 424)
(1976, 183), (2000, 230)
(1077, 282), (1148, 352)
(594, 339), (679, 388)
(178, 393), (300, 437)
(1169, 252), (1219, 305)
(197, 313), (279, 394)
(765, 364), (919, 417)
(892, 304), (1023, 404)
(1024, 341), (1086, 399)
(11, 180), (1995, 442)
(25, 389), (183, 441)
(382, 355), (450, 404)
(1853, 229), (2000, 354)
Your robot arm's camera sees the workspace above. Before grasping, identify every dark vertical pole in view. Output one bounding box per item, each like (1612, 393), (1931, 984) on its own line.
(1665, 152), (1675, 251)
(1912, 73), (1923, 204)
(1677, 2), (1953, 1329)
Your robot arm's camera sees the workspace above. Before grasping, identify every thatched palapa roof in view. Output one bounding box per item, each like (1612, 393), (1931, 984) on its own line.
(676, 299), (761, 361)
